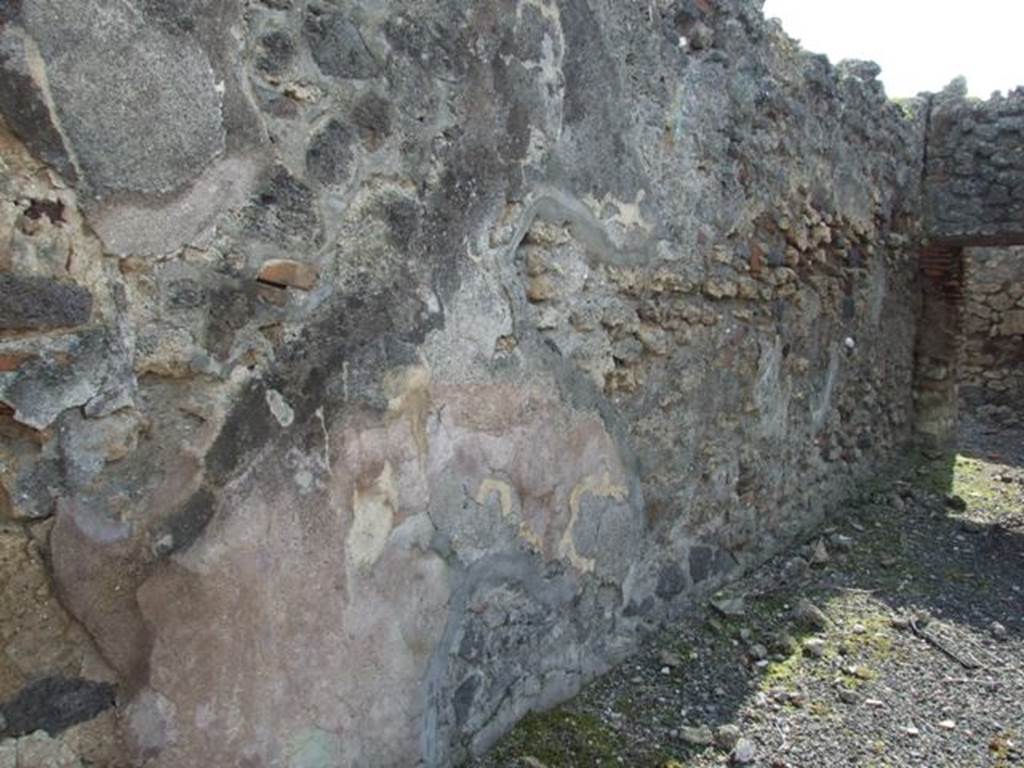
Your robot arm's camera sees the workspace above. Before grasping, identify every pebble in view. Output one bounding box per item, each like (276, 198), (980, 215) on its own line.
(831, 533), (855, 553)
(793, 598), (829, 630)
(991, 621), (1008, 641)
(659, 649), (684, 668)
(938, 719), (957, 730)
(846, 665), (873, 680)
(732, 738), (756, 764)
(771, 631), (799, 656)
(686, 20), (714, 50)
(803, 638), (826, 658)
(810, 539), (830, 566)
(902, 725), (920, 737)
(783, 556), (810, 580)
(680, 724), (714, 746)
(959, 518), (985, 534)
(945, 494), (968, 511)
(749, 643), (768, 661)
(716, 724), (741, 750)
(838, 689), (859, 704)
(712, 596), (746, 618)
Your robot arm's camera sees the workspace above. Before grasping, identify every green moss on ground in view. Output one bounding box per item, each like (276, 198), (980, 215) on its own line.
(486, 710), (624, 767)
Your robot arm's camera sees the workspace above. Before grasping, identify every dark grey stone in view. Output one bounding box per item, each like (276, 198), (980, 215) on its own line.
(205, 282), (262, 359)
(383, 11), (470, 80)
(352, 92), (392, 148)
(945, 494), (967, 512)
(14, 455), (63, 520)
(688, 545), (715, 585)
(166, 279), (208, 311)
(0, 0), (22, 24)
(0, 274), (92, 330)
(0, 676), (116, 738)
(152, 486), (217, 557)
(244, 165), (320, 246)
(20, 0), (226, 197)
(257, 30), (295, 76)
(453, 675), (480, 727)
(655, 562), (688, 599)
(457, 625), (484, 662)
(623, 596), (655, 617)
(382, 197), (420, 249)
(306, 120), (355, 186)
(203, 381), (278, 486)
(304, 6), (379, 79)
(0, 32), (77, 183)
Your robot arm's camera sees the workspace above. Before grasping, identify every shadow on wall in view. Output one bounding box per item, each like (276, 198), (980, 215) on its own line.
(480, 441), (1024, 766)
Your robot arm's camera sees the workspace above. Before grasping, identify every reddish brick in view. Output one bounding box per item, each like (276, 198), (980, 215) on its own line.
(0, 353), (33, 372)
(256, 259), (319, 291)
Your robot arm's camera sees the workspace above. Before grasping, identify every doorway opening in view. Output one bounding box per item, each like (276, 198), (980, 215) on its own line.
(913, 243), (1024, 464)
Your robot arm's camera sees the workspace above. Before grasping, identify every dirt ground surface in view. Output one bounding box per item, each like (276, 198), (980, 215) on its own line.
(476, 424), (1024, 767)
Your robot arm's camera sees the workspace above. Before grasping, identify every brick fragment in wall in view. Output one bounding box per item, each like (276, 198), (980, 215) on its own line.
(256, 259), (319, 291)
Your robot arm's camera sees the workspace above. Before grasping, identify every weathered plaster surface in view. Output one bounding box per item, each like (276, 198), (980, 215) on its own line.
(0, 0), (944, 764)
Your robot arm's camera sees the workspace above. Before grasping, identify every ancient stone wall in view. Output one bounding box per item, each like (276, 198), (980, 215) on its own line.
(959, 246), (1024, 426)
(0, 1), (926, 765)
(924, 81), (1024, 246)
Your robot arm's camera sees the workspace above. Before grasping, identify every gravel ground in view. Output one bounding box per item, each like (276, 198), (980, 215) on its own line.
(476, 428), (1024, 767)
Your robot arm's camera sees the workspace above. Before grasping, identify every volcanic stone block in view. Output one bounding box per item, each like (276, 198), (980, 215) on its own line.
(306, 119), (356, 186)
(17, 0), (225, 197)
(0, 274), (92, 331)
(304, 6), (380, 79)
(0, 677), (116, 739)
